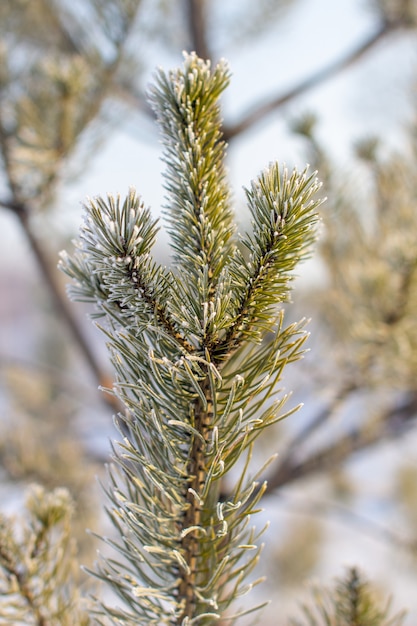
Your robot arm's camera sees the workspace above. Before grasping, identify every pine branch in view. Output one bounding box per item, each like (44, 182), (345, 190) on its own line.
(148, 54), (235, 290)
(216, 164), (321, 359)
(62, 52), (322, 624)
(291, 567), (406, 626)
(0, 486), (91, 626)
(60, 190), (195, 353)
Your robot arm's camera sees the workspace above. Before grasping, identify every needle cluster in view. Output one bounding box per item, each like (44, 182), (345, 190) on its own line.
(60, 52), (323, 625)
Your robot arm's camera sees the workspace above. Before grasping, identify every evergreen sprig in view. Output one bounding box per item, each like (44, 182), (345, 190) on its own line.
(60, 52), (323, 625)
(291, 567), (406, 626)
(0, 485), (90, 626)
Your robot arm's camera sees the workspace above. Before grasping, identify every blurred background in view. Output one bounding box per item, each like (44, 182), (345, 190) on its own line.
(1, 0), (417, 623)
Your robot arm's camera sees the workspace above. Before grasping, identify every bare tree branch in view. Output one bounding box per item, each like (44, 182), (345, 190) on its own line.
(118, 18), (405, 142)
(108, 11), (412, 150)
(0, 197), (120, 411)
(283, 380), (358, 458)
(222, 21), (398, 141)
(265, 392), (417, 492)
(279, 493), (417, 554)
(222, 391), (417, 510)
(186, 0), (211, 60)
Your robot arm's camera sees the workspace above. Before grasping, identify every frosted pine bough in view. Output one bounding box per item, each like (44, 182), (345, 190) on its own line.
(60, 53), (323, 625)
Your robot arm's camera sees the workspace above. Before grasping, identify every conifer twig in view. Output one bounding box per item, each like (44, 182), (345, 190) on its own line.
(291, 567), (406, 626)
(61, 53), (323, 624)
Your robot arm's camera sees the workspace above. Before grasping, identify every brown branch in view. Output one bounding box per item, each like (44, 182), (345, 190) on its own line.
(265, 392), (417, 493)
(41, 0), (83, 54)
(111, 83), (154, 120)
(0, 5), (144, 415)
(280, 380), (358, 461)
(222, 392), (417, 508)
(0, 197), (118, 411)
(223, 21), (396, 142)
(186, 0), (211, 60)
(178, 377), (214, 624)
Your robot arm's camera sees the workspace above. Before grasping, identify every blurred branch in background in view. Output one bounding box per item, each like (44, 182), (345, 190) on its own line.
(265, 392), (417, 492)
(223, 19), (398, 141)
(290, 567), (406, 626)
(0, 0), (143, 410)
